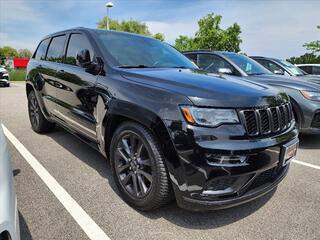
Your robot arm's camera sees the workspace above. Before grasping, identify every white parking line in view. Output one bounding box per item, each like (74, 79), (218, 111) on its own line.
(1, 124), (111, 240)
(10, 83), (25, 87)
(292, 159), (320, 170)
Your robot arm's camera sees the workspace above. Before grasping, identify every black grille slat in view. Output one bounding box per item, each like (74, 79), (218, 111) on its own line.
(240, 103), (293, 137)
(243, 111), (259, 135)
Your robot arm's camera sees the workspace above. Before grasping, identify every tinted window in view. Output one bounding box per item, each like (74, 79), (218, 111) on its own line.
(298, 66), (312, 74)
(223, 53), (271, 75)
(198, 54), (236, 74)
(257, 59), (283, 73)
(34, 39), (50, 60)
(97, 31), (196, 69)
(313, 66), (320, 75)
(66, 34), (94, 66)
(46, 35), (66, 63)
(185, 53), (197, 63)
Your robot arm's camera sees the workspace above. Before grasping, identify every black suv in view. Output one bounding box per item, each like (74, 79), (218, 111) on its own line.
(26, 28), (298, 211)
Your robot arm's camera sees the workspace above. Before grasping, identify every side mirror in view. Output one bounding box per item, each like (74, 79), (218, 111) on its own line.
(76, 49), (91, 68)
(274, 69), (284, 75)
(218, 68), (233, 75)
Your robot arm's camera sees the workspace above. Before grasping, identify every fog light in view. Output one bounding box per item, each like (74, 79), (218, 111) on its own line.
(205, 154), (248, 167)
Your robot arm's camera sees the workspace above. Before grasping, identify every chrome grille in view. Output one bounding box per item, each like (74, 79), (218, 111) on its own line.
(239, 103), (294, 136)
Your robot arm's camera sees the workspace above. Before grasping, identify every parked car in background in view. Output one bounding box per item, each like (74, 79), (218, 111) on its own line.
(184, 51), (320, 132)
(0, 67), (10, 87)
(26, 28), (299, 211)
(297, 64), (320, 76)
(251, 56), (320, 84)
(0, 127), (20, 240)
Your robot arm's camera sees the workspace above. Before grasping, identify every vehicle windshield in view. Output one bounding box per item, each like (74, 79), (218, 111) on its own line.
(222, 53), (272, 76)
(275, 59), (307, 76)
(97, 31), (197, 69)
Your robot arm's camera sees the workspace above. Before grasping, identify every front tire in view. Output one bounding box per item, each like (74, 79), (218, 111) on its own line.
(28, 91), (55, 133)
(110, 121), (172, 211)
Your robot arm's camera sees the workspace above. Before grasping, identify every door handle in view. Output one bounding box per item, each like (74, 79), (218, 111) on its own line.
(58, 69), (65, 73)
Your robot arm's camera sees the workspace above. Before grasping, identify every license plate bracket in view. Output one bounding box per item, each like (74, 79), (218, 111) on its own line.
(281, 139), (299, 166)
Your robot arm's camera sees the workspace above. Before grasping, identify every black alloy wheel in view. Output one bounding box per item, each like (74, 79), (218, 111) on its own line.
(114, 131), (153, 198)
(110, 121), (172, 211)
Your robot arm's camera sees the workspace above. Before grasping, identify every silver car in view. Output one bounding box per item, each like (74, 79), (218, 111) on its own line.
(0, 126), (20, 240)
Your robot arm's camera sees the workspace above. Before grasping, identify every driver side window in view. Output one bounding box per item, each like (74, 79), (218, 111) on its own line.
(66, 33), (94, 66)
(197, 54), (236, 75)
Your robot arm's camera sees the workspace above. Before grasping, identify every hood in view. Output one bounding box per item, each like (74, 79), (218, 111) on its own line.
(120, 68), (288, 108)
(245, 74), (320, 92)
(298, 75), (320, 85)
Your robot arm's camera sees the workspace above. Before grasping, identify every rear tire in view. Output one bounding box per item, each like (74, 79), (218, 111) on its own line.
(28, 90), (55, 133)
(110, 121), (172, 211)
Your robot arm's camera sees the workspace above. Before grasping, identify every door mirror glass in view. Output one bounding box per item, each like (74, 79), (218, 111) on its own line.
(76, 49), (91, 67)
(273, 69), (284, 75)
(218, 68), (233, 75)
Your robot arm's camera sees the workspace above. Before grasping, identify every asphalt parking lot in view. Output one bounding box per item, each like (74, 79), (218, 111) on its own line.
(1, 82), (320, 240)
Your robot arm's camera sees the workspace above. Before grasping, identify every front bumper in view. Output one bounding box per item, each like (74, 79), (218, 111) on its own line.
(165, 120), (298, 211)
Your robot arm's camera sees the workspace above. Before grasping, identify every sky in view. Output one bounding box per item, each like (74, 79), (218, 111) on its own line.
(0, 0), (319, 59)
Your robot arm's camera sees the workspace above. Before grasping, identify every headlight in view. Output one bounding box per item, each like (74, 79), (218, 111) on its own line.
(301, 90), (320, 101)
(180, 106), (239, 127)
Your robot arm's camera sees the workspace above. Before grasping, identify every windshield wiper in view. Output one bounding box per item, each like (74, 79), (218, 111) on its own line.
(117, 65), (152, 68)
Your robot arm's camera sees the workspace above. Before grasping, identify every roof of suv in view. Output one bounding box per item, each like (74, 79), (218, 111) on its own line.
(42, 27), (157, 40)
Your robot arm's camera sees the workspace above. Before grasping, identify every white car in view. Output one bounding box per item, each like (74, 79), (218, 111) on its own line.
(0, 67), (10, 87)
(0, 127), (20, 240)
(297, 64), (320, 76)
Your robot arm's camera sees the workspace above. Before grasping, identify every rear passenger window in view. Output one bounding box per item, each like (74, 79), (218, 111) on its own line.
(66, 34), (94, 66)
(34, 39), (50, 60)
(46, 35), (66, 63)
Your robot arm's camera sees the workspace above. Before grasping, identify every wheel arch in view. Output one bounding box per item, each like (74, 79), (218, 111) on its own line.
(102, 100), (180, 171)
(289, 96), (303, 128)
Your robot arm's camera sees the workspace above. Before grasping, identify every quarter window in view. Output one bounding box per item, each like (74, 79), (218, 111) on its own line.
(66, 34), (94, 66)
(34, 39), (50, 60)
(46, 35), (66, 63)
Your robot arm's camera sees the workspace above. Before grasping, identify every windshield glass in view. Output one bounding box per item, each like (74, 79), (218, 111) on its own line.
(276, 59), (307, 76)
(223, 53), (271, 75)
(97, 31), (197, 69)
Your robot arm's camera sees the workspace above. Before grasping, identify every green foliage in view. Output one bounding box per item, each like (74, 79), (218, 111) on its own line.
(174, 13), (242, 52)
(18, 48), (32, 58)
(175, 35), (197, 51)
(8, 69), (26, 81)
(97, 17), (165, 41)
(153, 33), (165, 41)
(1, 46), (18, 58)
(303, 26), (320, 54)
(287, 53), (320, 64)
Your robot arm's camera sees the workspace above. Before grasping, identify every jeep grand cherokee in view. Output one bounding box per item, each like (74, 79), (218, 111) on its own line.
(26, 28), (298, 211)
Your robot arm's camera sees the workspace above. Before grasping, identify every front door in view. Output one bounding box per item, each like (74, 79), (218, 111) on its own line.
(55, 33), (98, 140)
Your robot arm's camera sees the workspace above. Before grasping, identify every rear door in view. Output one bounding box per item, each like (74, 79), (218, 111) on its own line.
(55, 32), (98, 140)
(32, 38), (57, 114)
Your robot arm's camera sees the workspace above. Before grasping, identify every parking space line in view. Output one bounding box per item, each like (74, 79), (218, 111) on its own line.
(10, 83), (25, 87)
(2, 124), (111, 240)
(292, 159), (320, 170)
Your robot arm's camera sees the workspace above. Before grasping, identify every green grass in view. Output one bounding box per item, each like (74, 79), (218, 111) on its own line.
(8, 69), (26, 81)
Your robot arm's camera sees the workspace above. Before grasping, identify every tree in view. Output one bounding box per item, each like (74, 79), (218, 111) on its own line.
(97, 17), (165, 41)
(175, 35), (197, 51)
(287, 53), (320, 64)
(18, 49), (32, 58)
(1, 46), (18, 58)
(174, 13), (242, 52)
(303, 26), (320, 54)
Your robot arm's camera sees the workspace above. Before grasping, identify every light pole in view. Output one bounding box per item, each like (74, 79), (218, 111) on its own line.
(106, 2), (114, 30)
